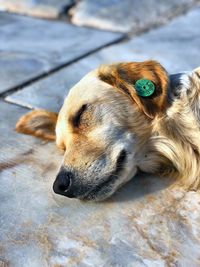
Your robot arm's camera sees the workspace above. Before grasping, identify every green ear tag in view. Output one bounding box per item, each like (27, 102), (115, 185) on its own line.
(135, 79), (155, 97)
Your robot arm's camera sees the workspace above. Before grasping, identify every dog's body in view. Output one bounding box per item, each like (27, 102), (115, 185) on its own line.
(16, 61), (200, 201)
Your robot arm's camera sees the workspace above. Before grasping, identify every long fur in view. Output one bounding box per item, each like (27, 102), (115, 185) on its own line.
(148, 69), (200, 189)
(16, 62), (200, 199)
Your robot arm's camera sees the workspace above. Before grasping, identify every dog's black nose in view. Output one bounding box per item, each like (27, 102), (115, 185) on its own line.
(53, 168), (75, 198)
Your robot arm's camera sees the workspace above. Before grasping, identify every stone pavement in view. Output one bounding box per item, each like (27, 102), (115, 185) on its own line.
(1, 0), (199, 32)
(0, 12), (123, 94)
(1, 2), (200, 267)
(70, 0), (199, 33)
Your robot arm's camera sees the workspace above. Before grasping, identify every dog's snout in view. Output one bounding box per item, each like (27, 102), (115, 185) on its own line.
(53, 169), (74, 198)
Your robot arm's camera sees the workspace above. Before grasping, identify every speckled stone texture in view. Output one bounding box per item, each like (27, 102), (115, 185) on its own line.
(6, 8), (200, 112)
(0, 12), (123, 94)
(70, 0), (200, 33)
(0, 0), (74, 19)
(1, 101), (200, 266)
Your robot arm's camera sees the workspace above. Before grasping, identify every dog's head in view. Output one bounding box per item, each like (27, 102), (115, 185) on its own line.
(16, 60), (169, 201)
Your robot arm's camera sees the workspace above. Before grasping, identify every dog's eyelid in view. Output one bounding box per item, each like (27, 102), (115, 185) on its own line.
(73, 104), (88, 127)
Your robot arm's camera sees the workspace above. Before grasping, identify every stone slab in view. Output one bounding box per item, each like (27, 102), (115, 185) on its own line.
(70, 0), (200, 33)
(1, 101), (200, 266)
(7, 7), (200, 112)
(0, 12), (123, 94)
(0, 0), (74, 19)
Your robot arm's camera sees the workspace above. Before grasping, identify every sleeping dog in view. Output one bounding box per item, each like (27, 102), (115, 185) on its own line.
(16, 60), (200, 201)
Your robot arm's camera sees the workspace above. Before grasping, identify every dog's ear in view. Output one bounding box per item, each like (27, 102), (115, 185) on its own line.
(16, 110), (58, 140)
(98, 60), (169, 118)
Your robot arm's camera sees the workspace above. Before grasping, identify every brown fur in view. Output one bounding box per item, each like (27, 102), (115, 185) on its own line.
(98, 60), (169, 118)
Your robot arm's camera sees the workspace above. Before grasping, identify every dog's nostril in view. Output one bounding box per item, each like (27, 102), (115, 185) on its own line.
(58, 178), (71, 192)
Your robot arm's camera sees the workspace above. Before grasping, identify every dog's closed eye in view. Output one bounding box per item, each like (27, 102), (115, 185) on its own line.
(72, 104), (88, 128)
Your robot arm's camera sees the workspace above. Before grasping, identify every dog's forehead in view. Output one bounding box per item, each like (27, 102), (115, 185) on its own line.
(65, 70), (112, 107)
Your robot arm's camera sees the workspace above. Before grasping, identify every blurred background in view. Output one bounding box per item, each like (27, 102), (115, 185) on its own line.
(1, 1), (200, 267)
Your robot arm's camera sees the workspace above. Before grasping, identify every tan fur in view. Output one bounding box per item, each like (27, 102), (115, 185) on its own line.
(97, 64), (200, 190)
(15, 62), (200, 200)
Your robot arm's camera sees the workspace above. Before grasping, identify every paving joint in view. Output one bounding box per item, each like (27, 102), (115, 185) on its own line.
(0, 34), (127, 100)
(59, 0), (77, 22)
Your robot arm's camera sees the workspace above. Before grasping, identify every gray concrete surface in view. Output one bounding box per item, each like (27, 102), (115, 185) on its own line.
(6, 7), (200, 111)
(0, 12), (123, 94)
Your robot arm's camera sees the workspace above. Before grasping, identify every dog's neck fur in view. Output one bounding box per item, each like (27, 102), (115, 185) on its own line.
(138, 70), (200, 189)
